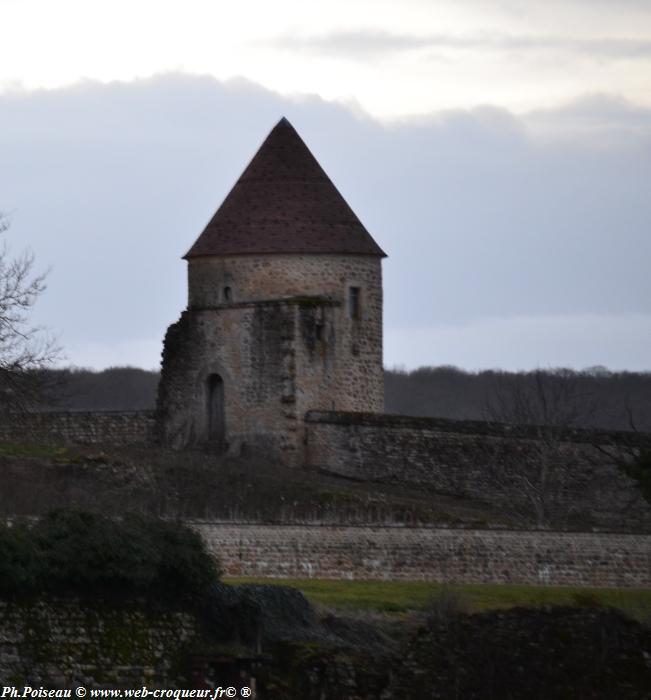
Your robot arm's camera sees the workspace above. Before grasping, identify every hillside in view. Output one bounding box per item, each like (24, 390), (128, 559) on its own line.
(0, 442), (509, 527)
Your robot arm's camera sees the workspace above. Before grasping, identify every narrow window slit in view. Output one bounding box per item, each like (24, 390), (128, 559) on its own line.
(349, 286), (361, 319)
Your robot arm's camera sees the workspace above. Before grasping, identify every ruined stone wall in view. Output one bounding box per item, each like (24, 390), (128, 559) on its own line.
(193, 523), (651, 588)
(0, 410), (155, 445)
(157, 303), (303, 458)
(305, 411), (651, 531)
(0, 598), (198, 686)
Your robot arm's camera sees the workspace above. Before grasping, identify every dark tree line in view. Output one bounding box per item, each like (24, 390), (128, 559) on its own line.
(32, 364), (651, 432)
(385, 365), (651, 431)
(39, 366), (160, 411)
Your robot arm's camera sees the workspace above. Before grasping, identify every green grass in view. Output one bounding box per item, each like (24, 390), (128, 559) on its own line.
(225, 577), (651, 621)
(0, 442), (70, 460)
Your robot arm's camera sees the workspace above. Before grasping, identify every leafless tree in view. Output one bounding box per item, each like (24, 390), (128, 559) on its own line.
(593, 400), (651, 508)
(483, 370), (598, 528)
(486, 369), (597, 429)
(0, 213), (61, 412)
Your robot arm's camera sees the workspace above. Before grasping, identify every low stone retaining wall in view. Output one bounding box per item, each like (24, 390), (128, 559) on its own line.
(0, 410), (156, 445)
(305, 411), (651, 531)
(193, 523), (651, 588)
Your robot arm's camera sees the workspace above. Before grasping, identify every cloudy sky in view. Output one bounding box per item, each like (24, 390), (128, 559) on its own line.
(1, 0), (650, 371)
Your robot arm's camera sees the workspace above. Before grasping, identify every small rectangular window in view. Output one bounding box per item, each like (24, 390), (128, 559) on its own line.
(349, 286), (361, 319)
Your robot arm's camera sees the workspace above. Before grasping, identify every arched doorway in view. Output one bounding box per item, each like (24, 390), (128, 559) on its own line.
(206, 373), (225, 449)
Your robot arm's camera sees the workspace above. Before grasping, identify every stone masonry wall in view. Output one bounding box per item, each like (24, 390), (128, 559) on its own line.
(188, 254), (384, 406)
(193, 523), (651, 588)
(305, 411), (651, 531)
(157, 303), (302, 457)
(0, 598), (198, 686)
(158, 253), (383, 457)
(0, 410), (156, 446)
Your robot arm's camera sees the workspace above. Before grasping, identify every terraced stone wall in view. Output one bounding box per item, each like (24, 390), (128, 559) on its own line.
(193, 523), (651, 588)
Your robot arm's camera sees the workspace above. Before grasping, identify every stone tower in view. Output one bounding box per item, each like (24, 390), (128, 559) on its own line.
(157, 117), (386, 463)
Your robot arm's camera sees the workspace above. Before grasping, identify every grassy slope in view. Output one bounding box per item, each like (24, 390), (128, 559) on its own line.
(226, 577), (651, 621)
(0, 441), (509, 525)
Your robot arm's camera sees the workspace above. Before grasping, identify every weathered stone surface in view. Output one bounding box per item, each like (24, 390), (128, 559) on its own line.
(305, 411), (651, 530)
(157, 254), (384, 460)
(193, 523), (651, 588)
(0, 410), (155, 445)
(0, 599), (197, 687)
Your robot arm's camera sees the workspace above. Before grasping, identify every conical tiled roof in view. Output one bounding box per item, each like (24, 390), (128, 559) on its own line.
(184, 118), (386, 258)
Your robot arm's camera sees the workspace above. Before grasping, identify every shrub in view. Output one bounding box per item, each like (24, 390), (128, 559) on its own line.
(1, 508), (220, 605)
(621, 448), (651, 505)
(33, 509), (160, 597)
(0, 523), (42, 596)
(136, 515), (222, 604)
(426, 585), (469, 627)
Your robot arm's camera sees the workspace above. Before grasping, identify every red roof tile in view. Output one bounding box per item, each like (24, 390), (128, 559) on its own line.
(184, 118), (386, 258)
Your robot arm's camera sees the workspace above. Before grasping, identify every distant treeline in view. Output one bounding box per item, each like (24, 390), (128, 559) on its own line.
(385, 366), (651, 432)
(43, 367), (160, 411)
(38, 365), (651, 432)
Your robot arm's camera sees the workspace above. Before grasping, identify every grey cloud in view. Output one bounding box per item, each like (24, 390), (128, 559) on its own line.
(265, 31), (433, 58)
(1, 74), (650, 370)
(524, 94), (651, 142)
(527, 93), (651, 124)
(267, 30), (651, 60)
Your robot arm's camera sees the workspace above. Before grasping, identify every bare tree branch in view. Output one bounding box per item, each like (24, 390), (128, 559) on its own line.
(483, 370), (598, 528)
(0, 212), (62, 412)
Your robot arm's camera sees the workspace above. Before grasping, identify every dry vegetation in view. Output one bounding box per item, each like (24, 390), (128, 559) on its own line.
(0, 441), (510, 526)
